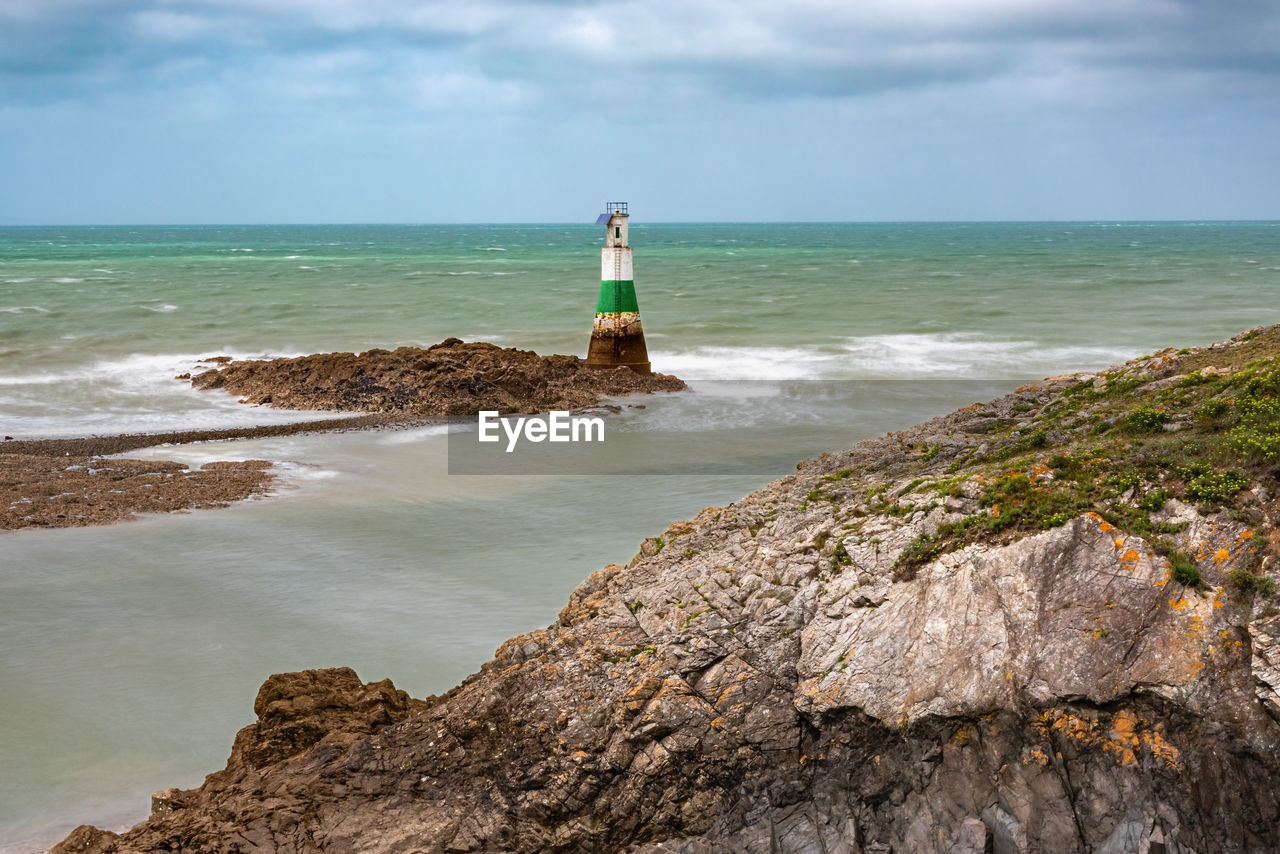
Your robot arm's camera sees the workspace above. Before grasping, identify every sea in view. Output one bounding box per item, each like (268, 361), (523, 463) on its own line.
(2, 221), (1278, 850)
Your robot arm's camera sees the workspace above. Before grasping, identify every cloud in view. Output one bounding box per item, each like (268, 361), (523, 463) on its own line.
(131, 9), (222, 42)
(519, 0), (1280, 105)
(2, 0), (1278, 222)
(3, 0), (1277, 112)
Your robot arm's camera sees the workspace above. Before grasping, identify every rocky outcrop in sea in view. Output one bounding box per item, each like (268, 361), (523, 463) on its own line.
(1, 339), (685, 531)
(57, 328), (1280, 852)
(0, 456), (274, 531)
(187, 339), (686, 415)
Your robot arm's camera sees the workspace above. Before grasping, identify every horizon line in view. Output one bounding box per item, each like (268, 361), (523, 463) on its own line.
(1, 218), (1278, 228)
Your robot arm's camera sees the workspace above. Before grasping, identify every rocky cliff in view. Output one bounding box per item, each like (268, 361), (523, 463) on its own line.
(58, 328), (1280, 853)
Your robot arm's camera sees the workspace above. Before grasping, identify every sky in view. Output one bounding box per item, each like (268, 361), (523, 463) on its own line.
(1, 0), (1278, 224)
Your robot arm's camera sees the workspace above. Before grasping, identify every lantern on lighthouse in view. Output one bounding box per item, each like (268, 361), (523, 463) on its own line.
(585, 202), (651, 374)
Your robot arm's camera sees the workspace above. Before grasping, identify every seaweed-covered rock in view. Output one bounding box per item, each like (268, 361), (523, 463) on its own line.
(188, 339), (685, 415)
(0, 455), (273, 530)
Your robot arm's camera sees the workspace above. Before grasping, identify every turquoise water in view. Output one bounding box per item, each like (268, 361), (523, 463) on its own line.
(2, 222), (1279, 850)
(5, 222), (1279, 386)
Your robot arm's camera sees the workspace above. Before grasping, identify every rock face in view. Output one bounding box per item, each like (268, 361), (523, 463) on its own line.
(57, 328), (1280, 852)
(188, 339), (686, 415)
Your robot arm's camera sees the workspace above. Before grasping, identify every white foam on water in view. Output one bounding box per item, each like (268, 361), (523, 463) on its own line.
(0, 352), (212, 388)
(479, 247), (506, 251)
(840, 333), (1134, 379)
(376, 425), (450, 445)
(275, 461), (343, 481)
(0, 306), (49, 314)
(142, 304), (178, 313)
(3, 277), (36, 283)
(0, 351), (340, 437)
(112, 444), (249, 467)
(653, 334), (1137, 382)
(52, 277), (84, 283)
(649, 346), (840, 381)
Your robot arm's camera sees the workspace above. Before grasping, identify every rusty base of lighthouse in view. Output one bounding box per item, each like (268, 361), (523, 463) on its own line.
(585, 312), (651, 374)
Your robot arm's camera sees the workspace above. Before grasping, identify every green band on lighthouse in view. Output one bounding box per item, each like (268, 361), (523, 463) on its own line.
(595, 280), (639, 314)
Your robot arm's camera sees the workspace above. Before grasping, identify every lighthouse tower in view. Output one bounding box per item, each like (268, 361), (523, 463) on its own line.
(586, 202), (651, 374)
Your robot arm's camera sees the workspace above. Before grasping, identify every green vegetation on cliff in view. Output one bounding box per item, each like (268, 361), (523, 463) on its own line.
(803, 326), (1280, 592)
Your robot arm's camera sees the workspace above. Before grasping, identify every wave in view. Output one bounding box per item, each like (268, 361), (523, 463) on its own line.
(0, 350), (335, 437)
(651, 334), (1136, 382)
(839, 333), (1133, 378)
(651, 346), (841, 381)
(376, 425), (451, 445)
(274, 461), (343, 482)
(142, 304), (178, 313)
(0, 305), (49, 314)
(0, 351), (300, 388)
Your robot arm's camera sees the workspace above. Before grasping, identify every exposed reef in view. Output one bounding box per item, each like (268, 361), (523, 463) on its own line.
(3, 339), (683, 531)
(187, 339), (686, 415)
(1, 415), (392, 459)
(56, 327), (1280, 852)
(1, 455), (273, 531)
